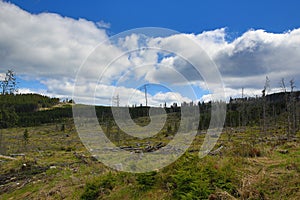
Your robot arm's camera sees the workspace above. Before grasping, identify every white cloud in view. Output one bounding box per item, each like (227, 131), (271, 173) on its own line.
(17, 88), (47, 95)
(195, 28), (228, 57)
(42, 78), (193, 106)
(0, 1), (108, 79)
(96, 20), (111, 29)
(1, 1), (300, 105)
(215, 28), (300, 91)
(0, 73), (5, 81)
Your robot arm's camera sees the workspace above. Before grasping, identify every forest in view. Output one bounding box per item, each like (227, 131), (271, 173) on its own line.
(1, 90), (299, 136)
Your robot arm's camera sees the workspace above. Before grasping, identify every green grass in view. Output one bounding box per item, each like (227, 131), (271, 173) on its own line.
(0, 120), (299, 199)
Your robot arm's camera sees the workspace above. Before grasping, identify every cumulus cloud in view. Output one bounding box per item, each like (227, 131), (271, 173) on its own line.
(0, 73), (5, 81)
(96, 20), (111, 29)
(0, 1), (108, 79)
(1, 1), (300, 105)
(147, 28), (300, 99)
(214, 29), (300, 91)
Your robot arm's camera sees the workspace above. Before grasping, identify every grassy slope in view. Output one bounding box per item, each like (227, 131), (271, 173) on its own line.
(0, 121), (299, 200)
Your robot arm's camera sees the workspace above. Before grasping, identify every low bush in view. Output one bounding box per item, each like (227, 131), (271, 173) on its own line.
(80, 172), (117, 200)
(136, 171), (157, 191)
(161, 154), (238, 199)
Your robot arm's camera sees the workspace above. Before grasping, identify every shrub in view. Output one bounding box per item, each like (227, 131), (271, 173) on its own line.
(80, 172), (116, 200)
(136, 171), (157, 191)
(171, 170), (212, 199)
(169, 155), (238, 199)
(231, 142), (262, 157)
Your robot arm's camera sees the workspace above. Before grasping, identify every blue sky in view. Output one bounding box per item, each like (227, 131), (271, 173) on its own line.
(1, 0), (300, 106)
(8, 0), (300, 34)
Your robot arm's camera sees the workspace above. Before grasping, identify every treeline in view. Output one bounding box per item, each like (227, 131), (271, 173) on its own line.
(0, 94), (62, 128)
(198, 91), (300, 136)
(1, 92), (300, 136)
(17, 107), (73, 127)
(172, 91), (298, 134)
(0, 94), (59, 113)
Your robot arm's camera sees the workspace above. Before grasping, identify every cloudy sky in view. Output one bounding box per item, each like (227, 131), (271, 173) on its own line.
(1, 0), (300, 106)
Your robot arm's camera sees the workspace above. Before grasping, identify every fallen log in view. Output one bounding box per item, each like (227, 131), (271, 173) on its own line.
(0, 155), (17, 161)
(10, 154), (25, 158)
(209, 146), (224, 156)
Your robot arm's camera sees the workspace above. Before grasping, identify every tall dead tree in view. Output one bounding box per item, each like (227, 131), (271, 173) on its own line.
(0, 70), (17, 95)
(290, 79), (296, 136)
(280, 78), (289, 135)
(262, 76), (270, 135)
(0, 70), (17, 155)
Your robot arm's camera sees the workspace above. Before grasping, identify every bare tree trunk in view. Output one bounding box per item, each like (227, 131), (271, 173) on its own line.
(280, 78), (289, 136)
(286, 93), (292, 137)
(297, 101), (300, 132)
(263, 97), (267, 135)
(0, 130), (6, 155)
(262, 76), (270, 136)
(292, 99), (296, 135)
(287, 113), (291, 137)
(290, 79), (296, 137)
